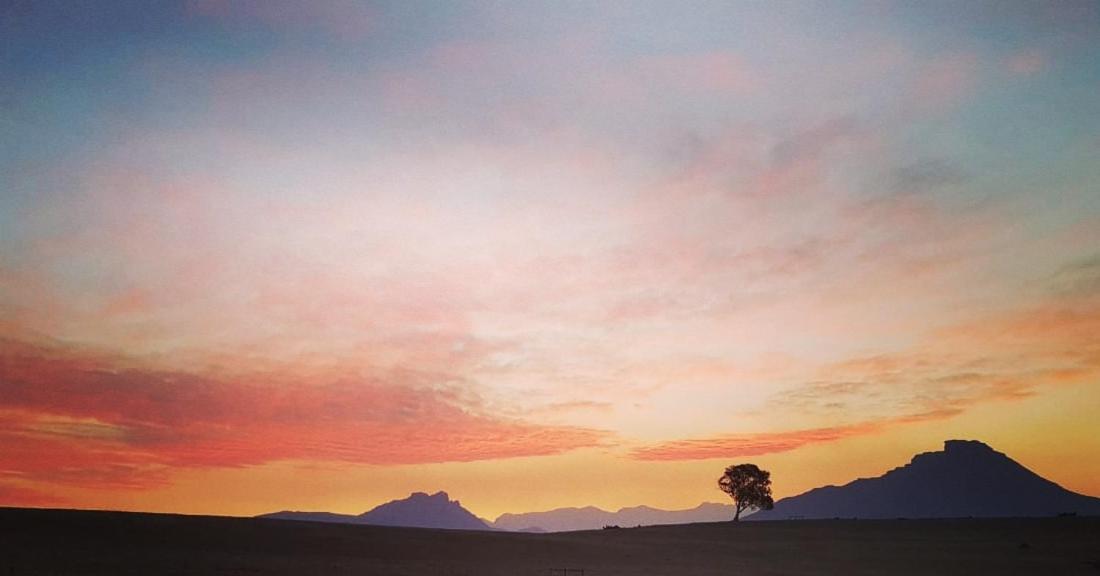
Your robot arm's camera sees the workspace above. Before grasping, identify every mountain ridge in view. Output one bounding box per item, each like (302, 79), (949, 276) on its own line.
(259, 490), (491, 530)
(749, 439), (1100, 520)
(492, 501), (735, 532)
(258, 440), (1100, 530)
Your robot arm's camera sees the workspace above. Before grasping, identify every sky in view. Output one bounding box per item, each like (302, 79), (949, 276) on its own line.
(1, 0), (1099, 519)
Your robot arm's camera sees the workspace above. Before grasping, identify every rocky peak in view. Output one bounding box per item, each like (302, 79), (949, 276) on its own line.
(943, 439), (996, 454)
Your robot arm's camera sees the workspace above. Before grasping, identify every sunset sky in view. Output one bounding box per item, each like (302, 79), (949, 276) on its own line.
(2, 1), (1099, 519)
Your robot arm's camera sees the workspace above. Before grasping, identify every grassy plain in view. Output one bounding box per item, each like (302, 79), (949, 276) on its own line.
(1, 507), (1098, 575)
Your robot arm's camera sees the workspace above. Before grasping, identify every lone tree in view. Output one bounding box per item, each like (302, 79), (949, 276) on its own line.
(718, 463), (774, 521)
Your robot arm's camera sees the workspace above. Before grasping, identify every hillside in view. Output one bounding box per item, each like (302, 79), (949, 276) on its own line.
(493, 502), (735, 532)
(750, 440), (1100, 520)
(259, 491), (490, 530)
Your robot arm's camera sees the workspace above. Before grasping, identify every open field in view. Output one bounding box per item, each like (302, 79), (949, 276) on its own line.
(2, 507), (1099, 575)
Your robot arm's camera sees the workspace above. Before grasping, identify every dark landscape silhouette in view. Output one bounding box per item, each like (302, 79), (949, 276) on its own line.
(749, 440), (1100, 520)
(3, 439), (1100, 574)
(261, 490), (740, 532)
(2, 507), (1098, 575)
(6, 2), (1100, 574)
(493, 502), (737, 532)
(254, 440), (1100, 532)
(260, 491), (492, 530)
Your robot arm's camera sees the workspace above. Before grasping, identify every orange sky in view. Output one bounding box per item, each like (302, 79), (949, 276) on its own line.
(2, 1), (1099, 517)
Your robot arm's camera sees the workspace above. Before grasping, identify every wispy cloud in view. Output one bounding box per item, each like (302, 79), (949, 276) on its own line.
(0, 481), (68, 508)
(0, 338), (609, 490)
(631, 411), (957, 461)
(1049, 254), (1100, 297)
(632, 295), (1100, 461)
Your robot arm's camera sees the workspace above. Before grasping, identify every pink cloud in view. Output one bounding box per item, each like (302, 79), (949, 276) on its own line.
(98, 289), (152, 319)
(0, 338), (609, 490)
(936, 298), (1100, 355)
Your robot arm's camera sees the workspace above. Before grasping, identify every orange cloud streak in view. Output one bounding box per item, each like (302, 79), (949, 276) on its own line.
(630, 410), (960, 461)
(633, 297), (1100, 461)
(0, 338), (608, 493)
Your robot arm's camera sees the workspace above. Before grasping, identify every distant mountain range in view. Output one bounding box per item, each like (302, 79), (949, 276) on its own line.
(749, 439), (1100, 520)
(493, 502), (735, 532)
(259, 491), (491, 530)
(260, 490), (734, 532)
(259, 440), (1100, 531)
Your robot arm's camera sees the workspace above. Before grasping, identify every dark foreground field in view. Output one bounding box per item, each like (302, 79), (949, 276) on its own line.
(2, 507), (1099, 575)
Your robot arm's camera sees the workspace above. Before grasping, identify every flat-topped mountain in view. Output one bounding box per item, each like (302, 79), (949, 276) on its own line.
(750, 440), (1100, 520)
(493, 502), (735, 532)
(259, 491), (490, 530)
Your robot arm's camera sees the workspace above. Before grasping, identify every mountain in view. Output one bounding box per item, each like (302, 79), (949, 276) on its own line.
(492, 502), (736, 532)
(358, 491), (490, 530)
(749, 439), (1100, 520)
(259, 491), (491, 530)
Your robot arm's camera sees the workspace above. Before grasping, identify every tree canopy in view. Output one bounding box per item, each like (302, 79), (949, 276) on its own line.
(718, 463), (774, 521)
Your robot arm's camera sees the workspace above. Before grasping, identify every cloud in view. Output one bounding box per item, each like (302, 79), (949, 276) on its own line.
(0, 338), (609, 490)
(775, 296), (1100, 419)
(0, 481), (67, 508)
(1049, 254), (1100, 297)
(526, 400), (615, 417)
(631, 297), (1100, 461)
(631, 410), (956, 461)
(770, 116), (860, 168)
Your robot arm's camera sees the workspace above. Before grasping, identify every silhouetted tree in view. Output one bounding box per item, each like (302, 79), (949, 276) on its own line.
(718, 463), (774, 521)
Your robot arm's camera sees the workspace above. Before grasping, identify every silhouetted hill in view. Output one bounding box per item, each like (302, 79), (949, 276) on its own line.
(750, 440), (1100, 520)
(259, 491), (490, 530)
(492, 502), (735, 532)
(359, 491), (489, 529)
(259, 510), (360, 523)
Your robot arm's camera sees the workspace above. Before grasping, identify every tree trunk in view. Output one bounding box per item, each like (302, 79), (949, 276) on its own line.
(734, 505), (742, 521)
